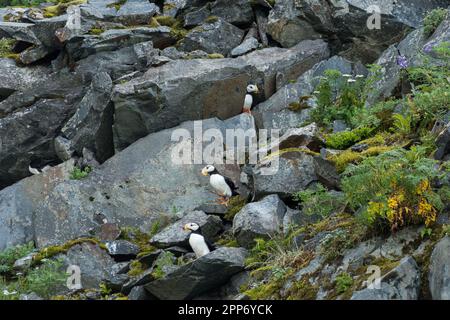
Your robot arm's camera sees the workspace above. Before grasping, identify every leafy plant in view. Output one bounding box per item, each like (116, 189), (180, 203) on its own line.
(335, 272), (353, 294)
(423, 8), (447, 37)
(0, 242), (34, 275)
(325, 126), (374, 150)
(310, 70), (366, 127)
(342, 147), (444, 232)
(151, 251), (175, 279)
(25, 258), (67, 299)
(391, 113), (412, 137)
(293, 184), (346, 219)
(70, 166), (92, 180)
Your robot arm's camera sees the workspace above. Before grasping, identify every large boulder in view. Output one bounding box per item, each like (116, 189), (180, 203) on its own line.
(178, 18), (245, 56)
(112, 39), (329, 150)
(429, 236), (450, 300)
(210, 0), (254, 27)
(233, 195), (287, 248)
(60, 72), (114, 163)
(0, 115), (251, 250)
(251, 150), (340, 200)
(150, 211), (223, 248)
(0, 58), (49, 102)
(61, 242), (116, 289)
(144, 247), (247, 299)
(267, 0), (325, 48)
(351, 256), (421, 300)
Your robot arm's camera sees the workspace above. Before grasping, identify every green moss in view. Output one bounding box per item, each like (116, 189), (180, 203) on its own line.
(286, 277), (319, 300)
(207, 53), (225, 59)
(163, 3), (177, 11)
(70, 166), (92, 180)
(204, 15), (219, 24)
(44, 0), (86, 18)
(119, 226), (157, 254)
(288, 96), (313, 112)
(335, 272), (353, 294)
(127, 260), (145, 277)
(89, 28), (104, 35)
(33, 238), (106, 264)
(243, 279), (282, 300)
(106, 0), (126, 11)
(328, 145), (394, 172)
(325, 126), (374, 150)
(224, 196), (247, 221)
(263, 147), (319, 162)
(154, 15), (177, 27)
(0, 38), (16, 59)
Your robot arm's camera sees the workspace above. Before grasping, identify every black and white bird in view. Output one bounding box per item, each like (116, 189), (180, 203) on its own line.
(202, 165), (238, 206)
(201, 165), (238, 206)
(183, 222), (214, 258)
(242, 84), (259, 114)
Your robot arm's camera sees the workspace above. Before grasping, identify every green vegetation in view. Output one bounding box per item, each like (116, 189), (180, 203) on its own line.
(70, 166), (92, 180)
(342, 147), (445, 232)
(0, 242), (34, 275)
(0, 0), (47, 7)
(0, 38), (18, 59)
(151, 251), (175, 279)
(423, 8), (448, 36)
(335, 272), (353, 294)
(293, 184), (346, 219)
(325, 126), (374, 150)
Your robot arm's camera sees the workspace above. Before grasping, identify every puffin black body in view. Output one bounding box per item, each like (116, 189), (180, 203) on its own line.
(183, 223), (215, 258)
(201, 165), (238, 206)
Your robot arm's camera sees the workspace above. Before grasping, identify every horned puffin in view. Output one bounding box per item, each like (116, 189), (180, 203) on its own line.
(201, 165), (238, 206)
(183, 222), (215, 258)
(242, 84), (259, 114)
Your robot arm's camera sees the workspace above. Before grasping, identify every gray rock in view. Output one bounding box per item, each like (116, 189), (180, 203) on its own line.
(351, 256), (421, 300)
(115, 0), (160, 25)
(252, 151), (339, 200)
(233, 195), (287, 248)
(231, 37), (259, 57)
(19, 45), (51, 64)
(435, 121), (450, 160)
(61, 72), (114, 162)
(62, 242), (116, 289)
(0, 58), (49, 102)
(54, 136), (75, 162)
(178, 18), (245, 56)
(150, 211), (223, 248)
(66, 27), (175, 61)
(113, 39), (329, 150)
(429, 236), (450, 300)
(19, 293), (43, 300)
(106, 240), (140, 260)
(210, 0), (254, 26)
(184, 5), (211, 27)
(128, 285), (155, 300)
(267, 0), (323, 48)
(122, 268), (155, 294)
(144, 247), (247, 299)
(13, 253), (35, 272)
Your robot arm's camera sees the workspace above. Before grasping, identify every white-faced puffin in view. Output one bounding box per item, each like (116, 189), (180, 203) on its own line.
(183, 222), (215, 258)
(242, 84), (259, 114)
(201, 165), (238, 206)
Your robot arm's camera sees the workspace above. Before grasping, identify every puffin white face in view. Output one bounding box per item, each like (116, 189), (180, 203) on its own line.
(183, 222), (200, 232)
(201, 165), (215, 176)
(247, 84), (259, 94)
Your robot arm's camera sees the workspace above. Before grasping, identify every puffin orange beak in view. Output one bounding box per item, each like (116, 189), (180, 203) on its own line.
(183, 225), (189, 231)
(201, 168), (208, 176)
(255, 86), (260, 94)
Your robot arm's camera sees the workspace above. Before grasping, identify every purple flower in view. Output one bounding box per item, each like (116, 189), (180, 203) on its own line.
(396, 55), (409, 69)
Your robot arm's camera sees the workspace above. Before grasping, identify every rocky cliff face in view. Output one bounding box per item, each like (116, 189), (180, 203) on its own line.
(0, 0), (449, 301)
